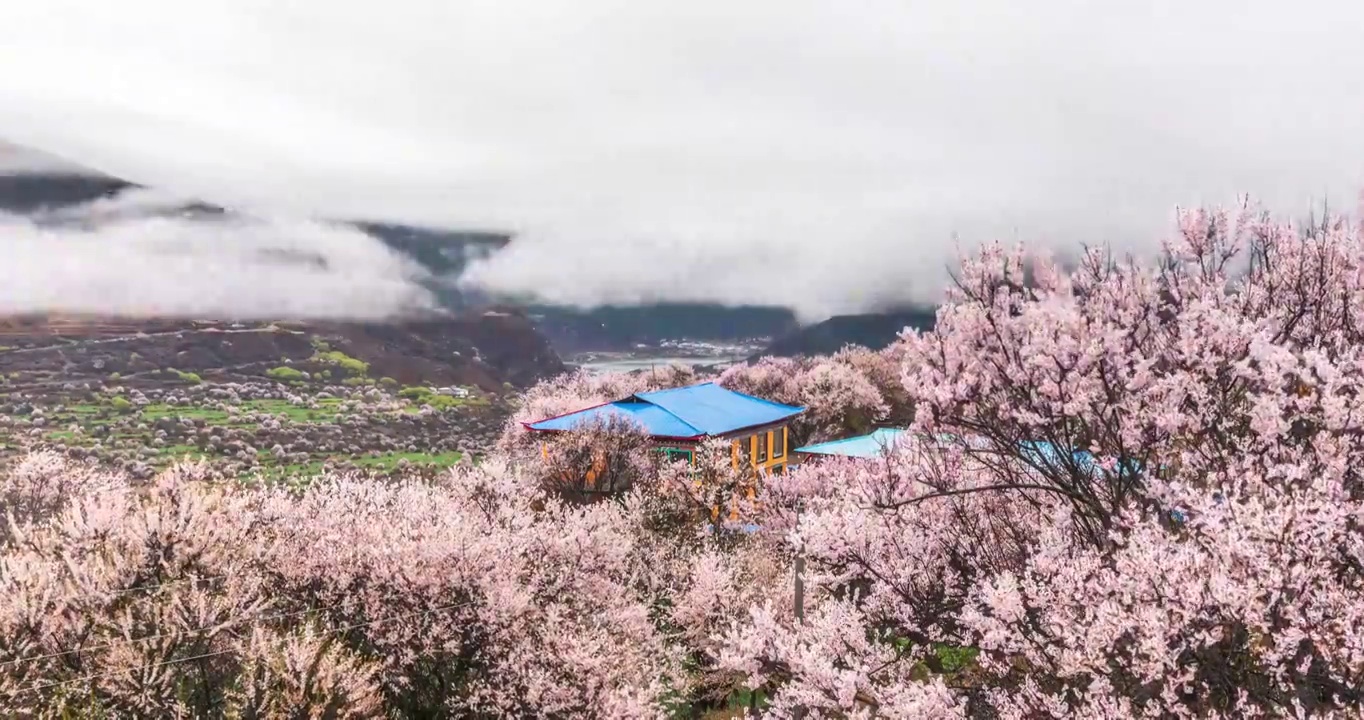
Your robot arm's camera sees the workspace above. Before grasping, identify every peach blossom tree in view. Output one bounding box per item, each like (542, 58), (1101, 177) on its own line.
(722, 202), (1364, 718)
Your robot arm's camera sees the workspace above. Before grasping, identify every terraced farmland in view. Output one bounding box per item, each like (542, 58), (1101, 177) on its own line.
(0, 380), (509, 482)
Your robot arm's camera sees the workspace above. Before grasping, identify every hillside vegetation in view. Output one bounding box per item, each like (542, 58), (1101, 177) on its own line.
(0, 312), (563, 480)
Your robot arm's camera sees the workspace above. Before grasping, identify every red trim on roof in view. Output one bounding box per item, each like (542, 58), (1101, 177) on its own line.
(523, 424), (707, 442)
(525, 422), (782, 443)
(717, 418), (797, 438)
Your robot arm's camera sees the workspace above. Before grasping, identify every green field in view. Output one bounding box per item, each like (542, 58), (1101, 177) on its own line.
(1, 385), (487, 481)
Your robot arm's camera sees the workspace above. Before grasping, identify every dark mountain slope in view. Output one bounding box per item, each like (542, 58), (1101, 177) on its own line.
(527, 303), (799, 354)
(0, 173), (132, 213)
(754, 308), (936, 359)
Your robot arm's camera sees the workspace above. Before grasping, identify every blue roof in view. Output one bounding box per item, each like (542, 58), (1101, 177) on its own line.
(526, 401), (703, 437)
(1019, 440), (1098, 472)
(1019, 441), (1149, 477)
(525, 382), (805, 439)
(703, 523), (762, 535)
(795, 428), (907, 458)
(794, 432), (1126, 472)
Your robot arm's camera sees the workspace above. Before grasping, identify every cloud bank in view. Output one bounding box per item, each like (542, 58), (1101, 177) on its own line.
(0, 193), (437, 319)
(3, 0), (1364, 320)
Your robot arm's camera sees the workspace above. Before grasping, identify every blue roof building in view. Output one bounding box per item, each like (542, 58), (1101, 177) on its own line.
(793, 428), (908, 459)
(526, 382), (807, 493)
(525, 382), (805, 440)
(794, 432), (1145, 480)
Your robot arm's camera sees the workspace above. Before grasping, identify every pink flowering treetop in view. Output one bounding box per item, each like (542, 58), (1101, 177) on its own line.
(0, 447), (789, 718)
(722, 201), (1364, 718)
(719, 348), (907, 447)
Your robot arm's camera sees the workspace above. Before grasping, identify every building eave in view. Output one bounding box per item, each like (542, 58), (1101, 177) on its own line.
(523, 425), (708, 443)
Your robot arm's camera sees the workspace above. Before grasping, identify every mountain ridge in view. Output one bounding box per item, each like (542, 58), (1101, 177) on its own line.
(753, 307), (936, 360)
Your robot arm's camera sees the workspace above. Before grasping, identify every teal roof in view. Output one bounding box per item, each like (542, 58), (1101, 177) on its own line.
(796, 432), (1147, 477)
(1020, 440), (1147, 477)
(795, 428), (907, 458)
(525, 382), (805, 440)
(1020, 440), (1098, 472)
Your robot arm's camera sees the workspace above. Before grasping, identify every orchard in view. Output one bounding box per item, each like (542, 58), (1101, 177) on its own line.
(2, 200), (1363, 718)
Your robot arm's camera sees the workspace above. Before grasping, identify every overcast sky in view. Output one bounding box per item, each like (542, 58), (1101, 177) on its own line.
(2, 0), (1364, 321)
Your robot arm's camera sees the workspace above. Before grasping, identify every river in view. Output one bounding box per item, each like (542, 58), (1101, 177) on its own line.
(565, 343), (760, 376)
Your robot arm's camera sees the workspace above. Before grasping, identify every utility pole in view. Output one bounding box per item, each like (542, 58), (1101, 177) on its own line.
(792, 501), (807, 720)
(794, 505), (805, 622)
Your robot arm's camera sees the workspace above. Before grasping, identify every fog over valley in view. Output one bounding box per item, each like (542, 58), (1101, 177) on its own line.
(3, 0), (1364, 322)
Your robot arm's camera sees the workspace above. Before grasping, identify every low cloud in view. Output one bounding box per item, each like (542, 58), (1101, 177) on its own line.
(0, 193), (437, 319)
(3, 1), (1364, 321)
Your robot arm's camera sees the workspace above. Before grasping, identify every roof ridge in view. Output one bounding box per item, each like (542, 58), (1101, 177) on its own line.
(531, 381), (802, 439)
(726, 389), (805, 412)
(631, 398), (705, 436)
(525, 398), (706, 438)
(632, 380), (715, 398)
(639, 381), (805, 411)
